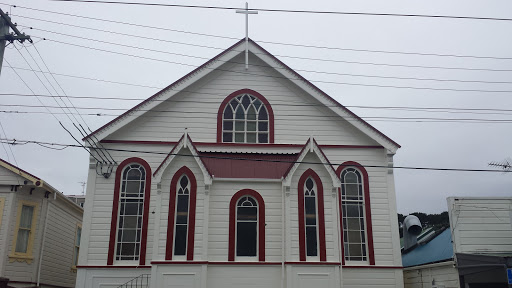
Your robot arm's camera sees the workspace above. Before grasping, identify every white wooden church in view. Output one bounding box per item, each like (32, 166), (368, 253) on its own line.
(76, 38), (404, 288)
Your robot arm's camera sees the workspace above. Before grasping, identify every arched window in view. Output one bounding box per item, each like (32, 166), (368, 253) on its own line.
(337, 162), (375, 265)
(166, 166), (197, 260)
(108, 158), (151, 265)
(298, 169), (326, 261)
(217, 89), (274, 144)
(228, 189), (265, 261)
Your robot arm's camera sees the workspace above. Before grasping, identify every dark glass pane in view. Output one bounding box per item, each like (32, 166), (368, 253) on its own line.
(349, 244), (362, 256)
(306, 226), (318, 256)
(347, 204), (359, 217)
(135, 244), (140, 258)
(361, 231), (366, 243)
(223, 121), (233, 131)
(362, 245), (367, 256)
(235, 133), (244, 143)
(345, 184), (359, 198)
(253, 99), (262, 110)
(138, 217), (143, 228)
(247, 122), (256, 131)
(344, 172), (358, 184)
(125, 203), (139, 215)
(237, 207), (257, 221)
(305, 198), (317, 225)
(180, 176), (189, 189)
(241, 94), (251, 109)
(127, 168), (142, 180)
(123, 216), (137, 229)
(258, 108), (268, 120)
(136, 230), (141, 242)
(223, 107), (233, 119)
(258, 133), (268, 143)
(247, 133), (256, 143)
(342, 206), (346, 217)
(235, 106), (245, 120)
(344, 244), (349, 256)
(258, 121), (268, 132)
(235, 121), (245, 131)
(125, 181), (140, 196)
(121, 243), (135, 256)
(247, 106), (256, 120)
(183, 188), (189, 195)
(174, 225), (187, 256)
(348, 231), (361, 243)
(116, 243), (122, 256)
(176, 195), (189, 224)
(236, 222), (257, 256)
(229, 100), (237, 111)
(360, 218), (366, 229)
(348, 218), (360, 230)
(122, 229), (136, 242)
(305, 178), (314, 190)
(223, 133), (232, 142)
(238, 197), (256, 206)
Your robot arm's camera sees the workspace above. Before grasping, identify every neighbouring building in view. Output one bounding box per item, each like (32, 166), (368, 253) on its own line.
(402, 197), (512, 288)
(76, 38), (403, 288)
(0, 158), (83, 288)
(67, 195), (86, 208)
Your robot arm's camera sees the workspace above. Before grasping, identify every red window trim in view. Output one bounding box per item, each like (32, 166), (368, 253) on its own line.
(336, 161), (375, 266)
(216, 88), (275, 144)
(165, 166), (197, 261)
(298, 168), (326, 261)
(107, 157), (152, 265)
(228, 189), (266, 261)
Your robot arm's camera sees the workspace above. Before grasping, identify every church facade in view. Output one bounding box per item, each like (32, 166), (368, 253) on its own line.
(76, 39), (403, 288)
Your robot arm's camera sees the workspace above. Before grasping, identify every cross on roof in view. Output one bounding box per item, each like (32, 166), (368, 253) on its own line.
(236, 2), (258, 70)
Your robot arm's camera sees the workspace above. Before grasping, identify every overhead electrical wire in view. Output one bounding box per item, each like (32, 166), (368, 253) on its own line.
(1, 138), (511, 173)
(7, 4), (512, 60)
(46, 0), (512, 22)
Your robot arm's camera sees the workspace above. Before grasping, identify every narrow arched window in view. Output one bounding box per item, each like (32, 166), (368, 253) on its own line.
(116, 163), (146, 261)
(236, 196), (258, 257)
(222, 93), (269, 143)
(174, 175), (190, 256)
(341, 168), (367, 262)
(304, 177), (318, 257)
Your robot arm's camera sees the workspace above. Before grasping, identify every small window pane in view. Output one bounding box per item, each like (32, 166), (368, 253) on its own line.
(241, 94), (251, 109)
(258, 122), (268, 132)
(235, 106), (245, 119)
(235, 121), (245, 131)
(121, 243), (135, 256)
(237, 207), (257, 221)
(306, 226), (318, 256)
(305, 198), (317, 225)
(223, 121), (233, 131)
(174, 225), (187, 256)
(246, 133), (256, 143)
(235, 133), (244, 142)
(236, 222), (257, 256)
(258, 133), (268, 143)
(258, 108), (268, 120)
(223, 133), (233, 142)
(345, 184), (359, 198)
(347, 218), (360, 230)
(346, 204), (359, 218)
(125, 182), (140, 196)
(247, 122), (256, 131)
(253, 99), (262, 110)
(122, 229), (136, 242)
(247, 106), (257, 120)
(349, 244), (363, 257)
(223, 107), (233, 119)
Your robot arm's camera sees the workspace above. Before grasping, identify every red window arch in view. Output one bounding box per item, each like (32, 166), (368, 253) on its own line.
(336, 161), (375, 265)
(217, 89), (275, 144)
(108, 157), (151, 265)
(298, 169), (326, 261)
(166, 166), (197, 261)
(228, 189), (265, 261)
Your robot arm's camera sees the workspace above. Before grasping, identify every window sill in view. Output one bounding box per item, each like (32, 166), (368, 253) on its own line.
(9, 254), (34, 264)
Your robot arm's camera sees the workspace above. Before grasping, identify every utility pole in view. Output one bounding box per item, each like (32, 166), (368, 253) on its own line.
(0, 8), (32, 76)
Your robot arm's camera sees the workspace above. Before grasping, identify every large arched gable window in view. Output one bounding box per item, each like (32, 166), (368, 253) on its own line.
(217, 89), (274, 144)
(337, 161), (375, 265)
(228, 189), (265, 261)
(166, 166), (197, 260)
(298, 169), (326, 261)
(108, 157), (151, 265)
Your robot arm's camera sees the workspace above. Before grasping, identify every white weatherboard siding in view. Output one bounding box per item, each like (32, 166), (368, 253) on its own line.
(106, 54), (379, 147)
(447, 197), (512, 254)
(39, 198), (83, 288)
(343, 268), (404, 288)
(208, 265), (281, 288)
(0, 166), (24, 186)
(0, 191), (14, 275)
(403, 262), (459, 288)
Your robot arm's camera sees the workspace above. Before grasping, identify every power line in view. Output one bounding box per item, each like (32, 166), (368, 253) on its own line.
(2, 137), (511, 173)
(47, 0), (512, 22)
(14, 13), (512, 61)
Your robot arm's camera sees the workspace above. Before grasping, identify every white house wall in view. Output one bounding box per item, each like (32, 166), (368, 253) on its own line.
(403, 262), (459, 288)
(447, 197), (512, 254)
(343, 268), (404, 288)
(106, 54), (379, 147)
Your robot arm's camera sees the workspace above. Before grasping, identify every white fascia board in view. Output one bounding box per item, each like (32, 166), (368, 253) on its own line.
(90, 45), (246, 142)
(248, 43), (399, 154)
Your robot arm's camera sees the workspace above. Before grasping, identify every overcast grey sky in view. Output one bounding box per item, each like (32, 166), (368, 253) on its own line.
(1, 0), (511, 214)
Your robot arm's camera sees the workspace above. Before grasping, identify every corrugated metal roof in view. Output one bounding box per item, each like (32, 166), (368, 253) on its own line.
(199, 152), (297, 179)
(402, 229), (454, 267)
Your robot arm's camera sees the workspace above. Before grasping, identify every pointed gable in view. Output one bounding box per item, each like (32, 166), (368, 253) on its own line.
(84, 38), (399, 153)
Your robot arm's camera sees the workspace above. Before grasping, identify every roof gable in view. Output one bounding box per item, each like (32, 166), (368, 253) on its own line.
(85, 39), (399, 152)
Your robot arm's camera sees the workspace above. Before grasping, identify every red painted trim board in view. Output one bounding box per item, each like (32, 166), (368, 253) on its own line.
(336, 161), (375, 265)
(166, 166), (197, 260)
(298, 168), (326, 261)
(228, 189), (265, 261)
(76, 265), (151, 269)
(107, 157), (152, 266)
(216, 88), (275, 143)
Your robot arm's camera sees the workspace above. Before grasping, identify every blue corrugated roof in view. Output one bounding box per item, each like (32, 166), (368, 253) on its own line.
(401, 229), (453, 267)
